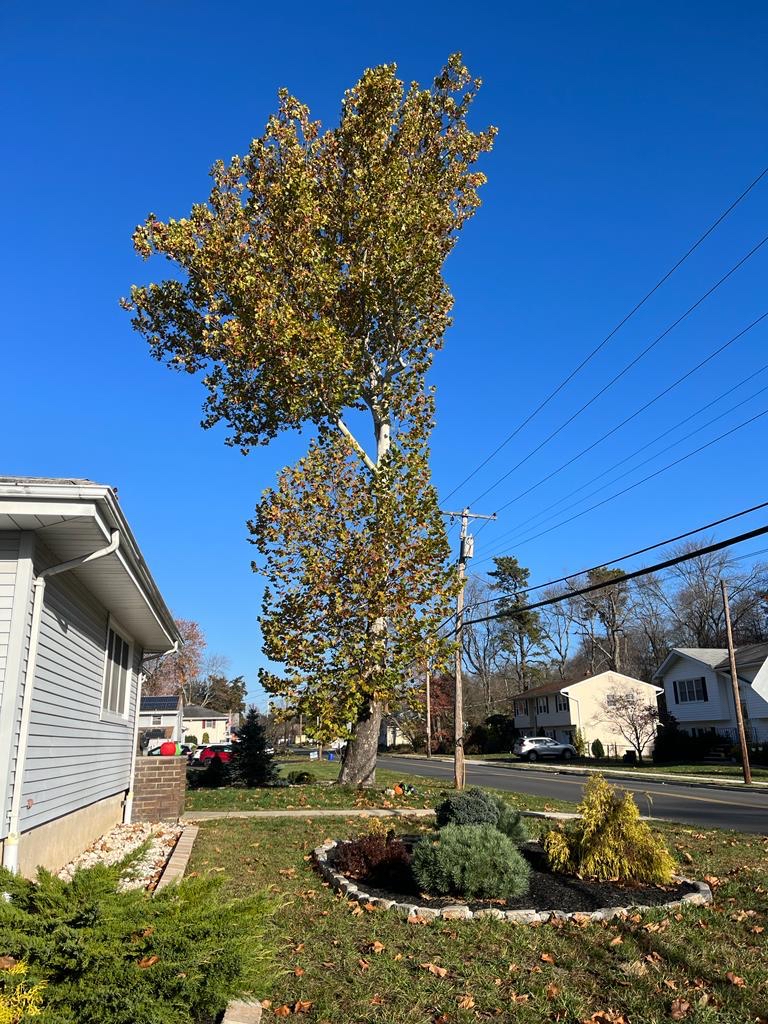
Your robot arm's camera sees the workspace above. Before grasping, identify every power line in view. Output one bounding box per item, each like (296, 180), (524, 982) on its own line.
(469, 233), (768, 513)
(476, 312), (768, 529)
(479, 405), (768, 557)
(432, 498), (768, 630)
(442, 164), (768, 504)
(465, 521), (768, 626)
(479, 362), (768, 559)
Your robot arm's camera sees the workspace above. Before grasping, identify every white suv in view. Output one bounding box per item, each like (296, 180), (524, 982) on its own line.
(513, 736), (577, 762)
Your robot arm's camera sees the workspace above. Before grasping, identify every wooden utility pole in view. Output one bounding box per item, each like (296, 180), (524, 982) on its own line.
(425, 662), (432, 758)
(721, 579), (752, 784)
(443, 507), (497, 789)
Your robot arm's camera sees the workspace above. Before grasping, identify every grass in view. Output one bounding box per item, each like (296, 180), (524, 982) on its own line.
(459, 753), (768, 782)
(187, 812), (768, 1024)
(185, 762), (574, 814)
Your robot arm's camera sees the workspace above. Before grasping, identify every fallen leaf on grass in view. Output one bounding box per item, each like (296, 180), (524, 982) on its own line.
(358, 958), (370, 972)
(274, 1006), (292, 1017)
(363, 902), (378, 912)
(293, 943), (305, 953)
(137, 955), (160, 969)
(369, 940), (385, 954)
(546, 983), (561, 999)
(293, 967), (305, 977)
(541, 952), (556, 964)
(725, 971), (745, 986)
(293, 1001), (313, 1013)
(421, 962), (449, 978)
(260, 1000), (272, 1009)
(582, 1013), (630, 1024)
(408, 914), (430, 925)
(609, 936), (623, 947)
(370, 994), (384, 1006)
(670, 998), (691, 1020)
(457, 994), (475, 1009)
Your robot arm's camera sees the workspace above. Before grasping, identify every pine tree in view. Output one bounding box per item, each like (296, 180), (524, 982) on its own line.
(232, 709), (279, 787)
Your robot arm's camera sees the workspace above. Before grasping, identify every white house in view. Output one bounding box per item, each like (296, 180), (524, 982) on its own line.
(653, 644), (768, 743)
(512, 670), (663, 757)
(138, 694), (184, 750)
(182, 704), (230, 744)
(0, 477), (180, 876)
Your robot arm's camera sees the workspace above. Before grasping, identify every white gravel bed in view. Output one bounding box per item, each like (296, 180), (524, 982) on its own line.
(58, 822), (183, 890)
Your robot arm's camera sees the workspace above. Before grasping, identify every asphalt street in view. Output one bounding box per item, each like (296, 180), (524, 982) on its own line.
(377, 755), (768, 834)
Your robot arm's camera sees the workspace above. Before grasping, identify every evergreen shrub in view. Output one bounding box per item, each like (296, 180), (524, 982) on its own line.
(591, 738), (605, 759)
(0, 860), (275, 1024)
(412, 824), (530, 900)
(435, 787), (499, 828)
(286, 770), (316, 785)
(231, 709), (279, 788)
(434, 788), (527, 844)
(544, 774), (675, 885)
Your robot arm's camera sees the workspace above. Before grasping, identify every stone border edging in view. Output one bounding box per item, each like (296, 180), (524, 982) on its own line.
(153, 824), (199, 894)
(312, 824), (712, 924)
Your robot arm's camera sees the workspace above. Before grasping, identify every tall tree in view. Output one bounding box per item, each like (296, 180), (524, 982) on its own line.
(489, 556), (547, 692)
(143, 617), (206, 699)
(124, 56), (495, 784)
(571, 567), (632, 674)
(251, 430), (454, 782)
(462, 576), (511, 715)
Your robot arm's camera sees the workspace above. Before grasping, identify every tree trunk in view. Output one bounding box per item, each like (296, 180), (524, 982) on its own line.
(338, 700), (383, 785)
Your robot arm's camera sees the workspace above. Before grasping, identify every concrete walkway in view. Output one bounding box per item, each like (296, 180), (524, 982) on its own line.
(183, 807), (580, 821)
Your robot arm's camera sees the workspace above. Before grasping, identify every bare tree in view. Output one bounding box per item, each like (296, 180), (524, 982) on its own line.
(600, 687), (659, 764)
(571, 567), (633, 673)
(462, 576), (512, 715)
(539, 586), (576, 679)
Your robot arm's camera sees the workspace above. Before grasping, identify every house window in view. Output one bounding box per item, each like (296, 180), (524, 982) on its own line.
(152, 715), (161, 726)
(514, 700), (526, 716)
(536, 696), (549, 715)
(673, 677), (708, 703)
(556, 694), (569, 712)
(102, 625), (132, 717)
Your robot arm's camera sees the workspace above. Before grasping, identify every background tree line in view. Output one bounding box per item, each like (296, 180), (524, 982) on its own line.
(457, 542), (768, 725)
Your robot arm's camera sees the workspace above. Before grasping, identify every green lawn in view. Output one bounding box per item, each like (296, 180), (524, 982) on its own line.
(185, 762), (573, 814)
(187, 814), (768, 1024)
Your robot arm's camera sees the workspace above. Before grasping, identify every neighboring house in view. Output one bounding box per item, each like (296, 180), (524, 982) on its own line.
(653, 645), (768, 743)
(512, 670), (663, 757)
(138, 694), (184, 750)
(0, 477), (180, 876)
(182, 704), (230, 744)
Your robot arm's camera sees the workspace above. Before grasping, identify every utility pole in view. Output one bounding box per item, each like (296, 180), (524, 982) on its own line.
(721, 579), (752, 784)
(425, 662), (432, 758)
(443, 507), (497, 789)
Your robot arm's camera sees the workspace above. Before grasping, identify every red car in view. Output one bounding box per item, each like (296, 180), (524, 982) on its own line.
(197, 743), (233, 764)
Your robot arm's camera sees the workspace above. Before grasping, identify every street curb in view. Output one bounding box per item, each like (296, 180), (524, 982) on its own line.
(388, 754), (767, 794)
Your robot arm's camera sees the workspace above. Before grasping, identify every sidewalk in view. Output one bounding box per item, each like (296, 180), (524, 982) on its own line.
(182, 807), (580, 822)
(390, 753), (768, 793)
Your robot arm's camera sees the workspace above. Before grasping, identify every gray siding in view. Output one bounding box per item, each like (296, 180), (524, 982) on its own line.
(18, 550), (141, 832)
(0, 533), (20, 701)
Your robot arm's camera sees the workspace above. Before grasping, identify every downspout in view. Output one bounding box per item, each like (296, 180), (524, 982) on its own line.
(2, 531), (120, 873)
(123, 640), (179, 825)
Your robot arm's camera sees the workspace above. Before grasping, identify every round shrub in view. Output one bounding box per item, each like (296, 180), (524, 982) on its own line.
(286, 770), (316, 785)
(492, 796), (528, 845)
(412, 824), (530, 900)
(434, 787), (499, 828)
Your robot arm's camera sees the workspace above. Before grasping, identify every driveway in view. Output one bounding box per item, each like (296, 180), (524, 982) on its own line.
(377, 754), (768, 834)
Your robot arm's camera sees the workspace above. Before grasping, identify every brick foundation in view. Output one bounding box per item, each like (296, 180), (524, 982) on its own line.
(132, 756), (187, 822)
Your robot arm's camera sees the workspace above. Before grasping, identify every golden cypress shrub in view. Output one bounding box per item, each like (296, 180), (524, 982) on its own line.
(0, 960), (45, 1023)
(544, 774), (675, 884)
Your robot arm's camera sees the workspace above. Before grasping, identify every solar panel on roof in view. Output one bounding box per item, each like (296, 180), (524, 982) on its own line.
(140, 695), (180, 711)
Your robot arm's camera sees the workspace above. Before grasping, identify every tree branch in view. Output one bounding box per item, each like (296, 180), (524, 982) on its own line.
(335, 416), (378, 474)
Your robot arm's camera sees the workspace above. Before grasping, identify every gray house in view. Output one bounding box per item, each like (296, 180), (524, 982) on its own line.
(0, 477), (180, 876)
(138, 694), (184, 751)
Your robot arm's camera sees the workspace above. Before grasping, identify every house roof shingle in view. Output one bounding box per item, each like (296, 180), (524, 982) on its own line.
(182, 704), (228, 719)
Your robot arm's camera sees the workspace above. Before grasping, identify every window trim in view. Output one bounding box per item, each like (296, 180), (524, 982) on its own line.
(100, 615), (134, 724)
(536, 696), (549, 715)
(555, 693), (569, 713)
(672, 676), (708, 704)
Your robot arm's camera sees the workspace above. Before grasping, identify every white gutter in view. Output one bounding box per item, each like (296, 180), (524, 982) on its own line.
(122, 640), (179, 824)
(2, 531), (120, 874)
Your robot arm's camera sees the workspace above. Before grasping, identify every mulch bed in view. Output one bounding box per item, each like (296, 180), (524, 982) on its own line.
(330, 841), (697, 914)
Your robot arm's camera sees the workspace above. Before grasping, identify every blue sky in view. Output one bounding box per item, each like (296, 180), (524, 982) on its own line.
(2, 2), (767, 704)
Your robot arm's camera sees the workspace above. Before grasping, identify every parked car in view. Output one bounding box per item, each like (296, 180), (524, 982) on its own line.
(513, 736), (577, 762)
(197, 743), (233, 764)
